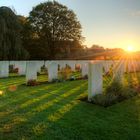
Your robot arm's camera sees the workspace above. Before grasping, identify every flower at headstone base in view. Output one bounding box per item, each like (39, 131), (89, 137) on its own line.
(8, 85), (17, 92)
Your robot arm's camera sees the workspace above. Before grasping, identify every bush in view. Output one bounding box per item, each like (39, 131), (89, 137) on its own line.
(91, 93), (118, 107)
(121, 87), (137, 99)
(90, 81), (138, 107)
(105, 81), (123, 97)
(91, 94), (107, 106)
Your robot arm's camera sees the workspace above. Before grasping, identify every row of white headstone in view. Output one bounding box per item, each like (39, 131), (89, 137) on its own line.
(0, 60), (139, 79)
(0, 60), (89, 82)
(0, 60), (139, 100)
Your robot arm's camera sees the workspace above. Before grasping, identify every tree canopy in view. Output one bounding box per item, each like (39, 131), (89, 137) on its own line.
(0, 6), (29, 60)
(27, 1), (83, 59)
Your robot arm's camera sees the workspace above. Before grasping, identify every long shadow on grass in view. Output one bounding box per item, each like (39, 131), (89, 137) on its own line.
(19, 84), (87, 138)
(40, 95), (140, 140)
(13, 81), (87, 116)
(0, 81), (78, 107)
(0, 81), (87, 119)
(14, 81), (87, 115)
(0, 81), (88, 139)
(37, 73), (140, 140)
(0, 78), (25, 90)
(33, 72), (140, 140)
(0, 74), (48, 90)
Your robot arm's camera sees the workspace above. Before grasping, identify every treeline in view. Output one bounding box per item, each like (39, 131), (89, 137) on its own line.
(0, 1), (84, 60)
(0, 1), (125, 60)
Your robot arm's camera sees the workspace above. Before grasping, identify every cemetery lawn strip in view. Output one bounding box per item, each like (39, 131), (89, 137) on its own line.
(0, 75), (140, 139)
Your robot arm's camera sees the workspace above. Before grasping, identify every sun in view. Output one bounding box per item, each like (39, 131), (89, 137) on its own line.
(126, 45), (135, 52)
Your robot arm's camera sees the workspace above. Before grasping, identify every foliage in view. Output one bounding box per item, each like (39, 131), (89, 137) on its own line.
(28, 1), (83, 59)
(0, 7), (29, 60)
(91, 80), (138, 107)
(91, 94), (118, 107)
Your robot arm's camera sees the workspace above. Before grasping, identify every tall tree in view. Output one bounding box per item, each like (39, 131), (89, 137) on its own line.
(0, 6), (29, 60)
(28, 1), (83, 59)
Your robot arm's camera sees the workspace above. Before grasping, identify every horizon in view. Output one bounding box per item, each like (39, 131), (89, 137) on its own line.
(0, 0), (140, 51)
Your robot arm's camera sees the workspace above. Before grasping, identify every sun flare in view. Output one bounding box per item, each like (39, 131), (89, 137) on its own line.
(126, 45), (135, 52)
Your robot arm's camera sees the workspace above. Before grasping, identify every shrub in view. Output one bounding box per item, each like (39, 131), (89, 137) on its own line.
(91, 94), (107, 106)
(91, 93), (118, 107)
(90, 80), (138, 107)
(120, 87), (137, 100)
(105, 81), (123, 97)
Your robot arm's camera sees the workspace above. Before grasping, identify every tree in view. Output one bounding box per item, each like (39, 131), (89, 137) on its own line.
(18, 15), (49, 60)
(0, 7), (29, 60)
(28, 1), (83, 59)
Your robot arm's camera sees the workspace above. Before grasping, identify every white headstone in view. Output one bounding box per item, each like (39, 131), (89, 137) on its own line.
(45, 61), (50, 69)
(88, 61), (103, 101)
(35, 61), (45, 73)
(0, 61), (9, 78)
(26, 61), (38, 82)
(9, 61), (16, 65)
(14, 61), (26, 75)
(59, 61), (66, 70)
(81, 61), (89, 77)
(47, 61), (58, 82)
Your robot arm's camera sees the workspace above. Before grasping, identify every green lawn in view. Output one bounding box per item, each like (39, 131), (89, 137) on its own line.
(0, 74), (140, 140)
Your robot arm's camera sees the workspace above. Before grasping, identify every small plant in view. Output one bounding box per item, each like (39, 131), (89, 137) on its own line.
(90, 80), (138, 107)
(59, 67), (72, 81)
(105, 81), (123, 97)
(27, 79), (38, 86)
(91, 93), (118, 107)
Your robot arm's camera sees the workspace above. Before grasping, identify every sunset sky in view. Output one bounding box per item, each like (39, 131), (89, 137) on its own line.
(0, 0), (140, 51)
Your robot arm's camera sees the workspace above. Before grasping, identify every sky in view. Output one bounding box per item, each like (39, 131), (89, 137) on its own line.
(0, 0), (140, 51)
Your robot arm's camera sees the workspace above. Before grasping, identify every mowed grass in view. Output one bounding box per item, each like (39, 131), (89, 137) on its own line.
(0, 74), (140, 140)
